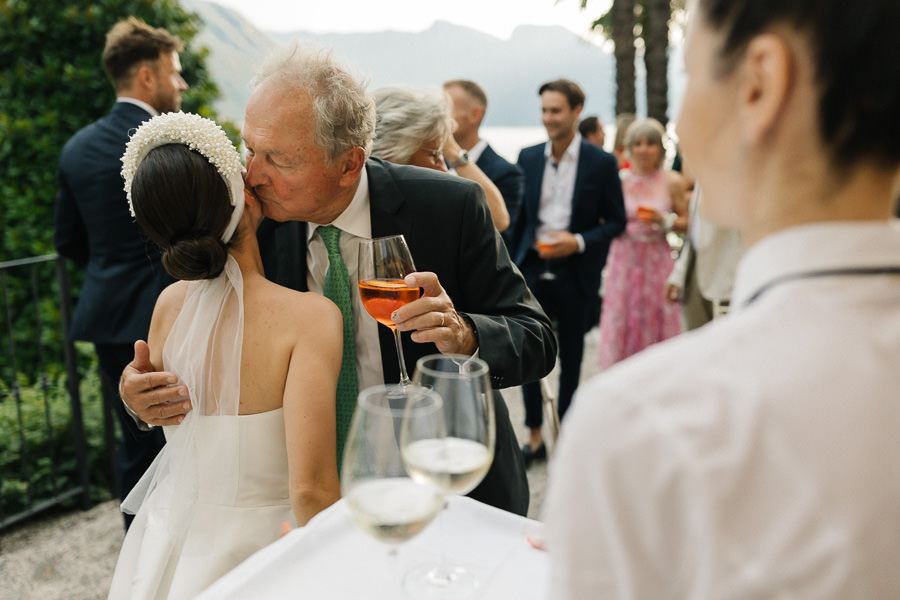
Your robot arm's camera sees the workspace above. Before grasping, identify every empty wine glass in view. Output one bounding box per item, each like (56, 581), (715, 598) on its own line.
(358, 235), (423, 385)
(402, 354), (496, 598)
(342, 385), (447, 558)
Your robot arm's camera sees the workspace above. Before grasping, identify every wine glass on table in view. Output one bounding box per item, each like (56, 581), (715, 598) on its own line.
(401, 354), (496, 598)
(342, 384), (447, 567)
(358, 235), (422, 386)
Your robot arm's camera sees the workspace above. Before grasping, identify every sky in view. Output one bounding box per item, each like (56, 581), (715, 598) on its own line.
(206, 0), (611, 41)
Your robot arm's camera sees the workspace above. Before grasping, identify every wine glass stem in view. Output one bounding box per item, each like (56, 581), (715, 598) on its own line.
(392, 328), (410, 385)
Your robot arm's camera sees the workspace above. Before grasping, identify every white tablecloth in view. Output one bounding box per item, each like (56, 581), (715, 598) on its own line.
(197, 495), (548, 599)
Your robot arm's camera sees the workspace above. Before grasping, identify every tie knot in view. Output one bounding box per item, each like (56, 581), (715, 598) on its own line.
(318, 225), (342, 252)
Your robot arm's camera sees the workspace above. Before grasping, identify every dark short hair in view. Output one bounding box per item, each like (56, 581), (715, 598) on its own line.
(131, 144), (234, 281)
(102, 17), (183, 91)
(538, 79), (585, 110)
(444, 80), (487, 109)
(579, 116), (601, 138)
(698, 0), (900, 168)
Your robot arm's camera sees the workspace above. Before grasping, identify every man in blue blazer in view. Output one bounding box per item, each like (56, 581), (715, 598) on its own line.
(512, 79), (626, 466)
(444, 80), (525, 250)
(54, 18), (187, 528)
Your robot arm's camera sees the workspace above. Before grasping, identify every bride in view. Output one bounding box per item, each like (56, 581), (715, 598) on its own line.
(107, 112), (342, 599)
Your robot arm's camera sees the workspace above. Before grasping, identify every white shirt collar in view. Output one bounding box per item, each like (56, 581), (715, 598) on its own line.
(116, 97), (159, 117)
(468, 139), (488, 164)
(732, 220), (900, 309)
(307, 165), (371, 241)
(543, 132), (582, 165)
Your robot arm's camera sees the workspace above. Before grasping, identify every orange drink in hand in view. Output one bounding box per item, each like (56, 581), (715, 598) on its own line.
(636, 205), (655, 222)
(359, 279), (423, 328)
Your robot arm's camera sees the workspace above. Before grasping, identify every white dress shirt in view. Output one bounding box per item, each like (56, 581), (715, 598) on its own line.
(545, 220), (900, 599)
(467, 138), (488, 163)
(538, 133), (584, 251)
(306, 167), (384, 391)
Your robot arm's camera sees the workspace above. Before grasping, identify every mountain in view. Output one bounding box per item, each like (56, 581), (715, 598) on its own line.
(182, 0), (682, 127)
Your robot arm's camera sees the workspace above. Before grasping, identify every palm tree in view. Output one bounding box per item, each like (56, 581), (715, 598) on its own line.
(643, 0), (671, 124)
(580, 0), (684, 125)
(610, 0), (636, 116)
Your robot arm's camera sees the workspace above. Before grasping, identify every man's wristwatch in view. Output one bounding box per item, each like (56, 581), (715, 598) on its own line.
(449, 149), (470, 169)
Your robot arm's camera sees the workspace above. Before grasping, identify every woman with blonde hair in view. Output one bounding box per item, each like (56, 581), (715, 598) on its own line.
(596, 117), (688, 368)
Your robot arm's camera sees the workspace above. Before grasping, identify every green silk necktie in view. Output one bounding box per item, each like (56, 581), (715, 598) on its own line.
(317, 225), (358, 467)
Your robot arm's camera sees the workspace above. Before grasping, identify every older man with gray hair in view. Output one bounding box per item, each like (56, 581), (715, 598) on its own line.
(121, 44), (556, 516)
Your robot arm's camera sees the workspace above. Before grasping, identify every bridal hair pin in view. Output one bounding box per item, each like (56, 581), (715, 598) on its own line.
(121, 112), (245, 242)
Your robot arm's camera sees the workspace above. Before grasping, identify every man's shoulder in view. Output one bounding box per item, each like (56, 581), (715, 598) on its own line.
(479, 145), (522, 176)
(368, 157), (478, 194)
(518, 142), (545, 159)
(578, 140), (617, 169)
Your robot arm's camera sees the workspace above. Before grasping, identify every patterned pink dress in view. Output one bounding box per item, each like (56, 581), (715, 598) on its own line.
(597, 169), (682, 368)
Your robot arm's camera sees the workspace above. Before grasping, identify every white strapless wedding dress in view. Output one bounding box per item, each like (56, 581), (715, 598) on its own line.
(107, 410), (294, 600)
(108, 257), (295, 599)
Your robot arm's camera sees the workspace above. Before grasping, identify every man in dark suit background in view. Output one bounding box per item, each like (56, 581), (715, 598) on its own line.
(444, 80), (525, 250)
(121, 44), (557, 517)
(512, 79), (626, 467)
(54, 17), (187, 528)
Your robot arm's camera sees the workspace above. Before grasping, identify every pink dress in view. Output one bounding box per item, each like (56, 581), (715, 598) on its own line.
(597, 169), (682, 368)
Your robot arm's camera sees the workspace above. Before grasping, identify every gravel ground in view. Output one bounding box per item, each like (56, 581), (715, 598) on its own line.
(0, 329), (601, 600)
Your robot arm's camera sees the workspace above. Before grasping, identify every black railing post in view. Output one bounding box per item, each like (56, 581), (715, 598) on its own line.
(55, 257), (91, 510)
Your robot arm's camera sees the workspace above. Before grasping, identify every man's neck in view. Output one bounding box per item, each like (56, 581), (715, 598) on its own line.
(550, 130), (575, 162)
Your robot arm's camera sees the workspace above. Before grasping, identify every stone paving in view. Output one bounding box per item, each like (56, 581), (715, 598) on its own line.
(0, 329), (602, 600)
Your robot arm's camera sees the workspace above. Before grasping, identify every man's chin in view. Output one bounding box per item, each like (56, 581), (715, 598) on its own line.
(261, 207), (290, 223)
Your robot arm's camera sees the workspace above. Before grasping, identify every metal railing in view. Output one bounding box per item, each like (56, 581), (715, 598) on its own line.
(0, 254), (114, 531)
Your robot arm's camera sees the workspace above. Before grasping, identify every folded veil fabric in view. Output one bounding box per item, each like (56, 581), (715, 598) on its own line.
(120, 255), (244, 597)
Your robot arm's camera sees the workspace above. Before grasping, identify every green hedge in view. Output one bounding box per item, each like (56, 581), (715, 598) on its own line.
(1, 343), (114, 518)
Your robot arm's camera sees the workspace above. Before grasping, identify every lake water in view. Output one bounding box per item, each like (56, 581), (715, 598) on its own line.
(481, 125), (622, 163)
(480, 126), (548, 163)
(483, 123), (677, 167)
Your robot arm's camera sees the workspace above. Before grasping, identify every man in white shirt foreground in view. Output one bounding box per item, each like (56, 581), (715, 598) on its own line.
(544, 0), (900, 597)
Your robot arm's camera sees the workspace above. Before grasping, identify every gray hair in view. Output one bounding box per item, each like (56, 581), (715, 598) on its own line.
(624, 117), (667, 168)
(251, 42), (376, 163)
(372, 86), (456, 164)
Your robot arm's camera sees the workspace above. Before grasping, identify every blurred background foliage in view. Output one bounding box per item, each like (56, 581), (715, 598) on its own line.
(0, 0), (237, 377)
(1, 0), (236, 519)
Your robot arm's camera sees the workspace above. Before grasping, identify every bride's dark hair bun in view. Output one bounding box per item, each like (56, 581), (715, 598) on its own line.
(131, 144), (237, 280)
(162, 235), (228, 281)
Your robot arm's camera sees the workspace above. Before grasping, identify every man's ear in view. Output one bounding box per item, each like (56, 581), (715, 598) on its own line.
(136, 64), (156, 90)
(737, 33), (793, 145)
(338, 146), (367, 186)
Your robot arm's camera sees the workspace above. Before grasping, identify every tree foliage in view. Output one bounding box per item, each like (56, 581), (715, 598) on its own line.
(580, 0), (686, 124)
(0, 0), (237, 381)
(0, 0), (235, 263)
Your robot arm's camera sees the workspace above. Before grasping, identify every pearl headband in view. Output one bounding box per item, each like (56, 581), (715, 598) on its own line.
(121, 112), (245, 243)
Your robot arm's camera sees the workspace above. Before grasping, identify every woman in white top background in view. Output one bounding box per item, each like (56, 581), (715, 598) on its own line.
(544, 0), (900, 597)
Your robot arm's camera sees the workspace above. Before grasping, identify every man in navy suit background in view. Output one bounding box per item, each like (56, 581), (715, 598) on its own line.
(54, 17), (187, 528)
(512, 79), (626, 466)
(444, 80), (525, 250)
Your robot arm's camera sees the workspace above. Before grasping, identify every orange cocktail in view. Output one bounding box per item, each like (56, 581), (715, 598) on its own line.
(359, 279), (423, 328)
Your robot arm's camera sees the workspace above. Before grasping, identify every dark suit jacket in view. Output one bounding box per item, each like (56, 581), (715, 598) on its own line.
(257, 157), (557, 515)
(512, 140), (626, 297)
(54, 101), (173, 344)
(475, 143), (525, 248)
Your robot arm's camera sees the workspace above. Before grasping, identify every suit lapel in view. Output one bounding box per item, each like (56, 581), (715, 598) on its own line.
(570, 141), (591, 226)
(524, 147), (546, 221)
